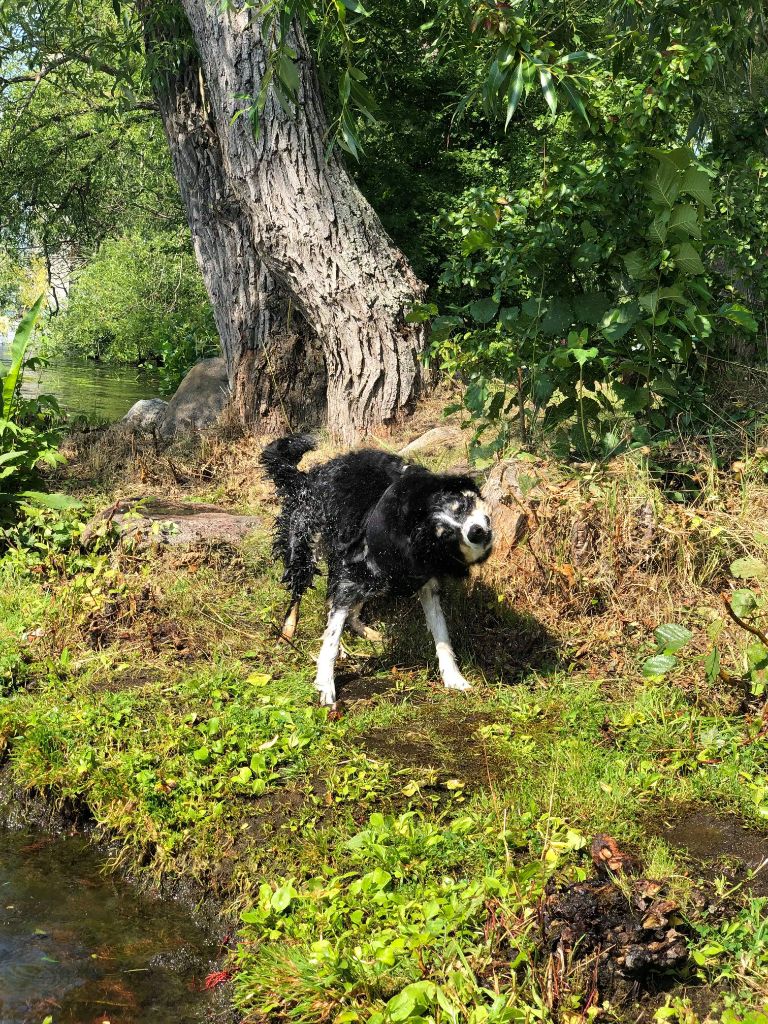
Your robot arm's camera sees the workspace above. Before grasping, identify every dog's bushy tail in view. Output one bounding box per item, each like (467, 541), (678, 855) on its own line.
(260, 434), (316, 494)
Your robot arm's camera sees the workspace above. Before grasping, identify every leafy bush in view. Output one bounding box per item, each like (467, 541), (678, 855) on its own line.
(0, 297), (76, 529)
(417, 147), (755, 459)
(44, 230), (219, 391)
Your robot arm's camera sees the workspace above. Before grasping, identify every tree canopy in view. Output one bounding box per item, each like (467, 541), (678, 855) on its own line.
(1, 0), (766, 447)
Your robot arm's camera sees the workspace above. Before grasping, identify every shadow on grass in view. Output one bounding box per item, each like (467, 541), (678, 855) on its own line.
(333, 576), (559, 702)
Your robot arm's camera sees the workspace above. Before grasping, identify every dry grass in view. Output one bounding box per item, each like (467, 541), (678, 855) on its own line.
(54, 401), (768, 698)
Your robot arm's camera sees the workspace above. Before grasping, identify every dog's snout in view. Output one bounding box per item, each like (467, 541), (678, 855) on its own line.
(467, 523), (492, 545)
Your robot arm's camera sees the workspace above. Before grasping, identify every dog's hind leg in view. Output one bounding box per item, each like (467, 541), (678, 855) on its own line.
(346, 604), (383, 643)
(276, 512), (318, 641)
(281, 600), (301, 640)
(314, 606), (348, 706)
(418, 579), (471, 692)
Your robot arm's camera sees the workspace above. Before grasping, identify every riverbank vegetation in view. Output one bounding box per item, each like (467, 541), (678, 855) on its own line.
(1, 419), (768, 1021)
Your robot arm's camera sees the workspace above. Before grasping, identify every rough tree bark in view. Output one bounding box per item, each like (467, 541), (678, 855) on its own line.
(142, 10), (327, 432)
(143, 2), (426, 442)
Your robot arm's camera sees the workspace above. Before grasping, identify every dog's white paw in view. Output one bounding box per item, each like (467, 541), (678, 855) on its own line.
(443, 673), (472, 692)
(315, 674), (336, 706)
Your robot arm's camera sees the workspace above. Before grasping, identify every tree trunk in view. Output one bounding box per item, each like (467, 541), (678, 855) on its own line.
(142, 7), (327, 433)
(156, 1), (427, 443)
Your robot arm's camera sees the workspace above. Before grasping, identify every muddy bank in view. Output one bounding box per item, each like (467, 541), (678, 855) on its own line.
(660, 805), (768, 896)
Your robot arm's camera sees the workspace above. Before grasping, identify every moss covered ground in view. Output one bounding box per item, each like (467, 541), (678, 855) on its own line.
(2, 422), (768, 1023)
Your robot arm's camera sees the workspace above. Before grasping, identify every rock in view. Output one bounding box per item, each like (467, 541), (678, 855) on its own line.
(121, 398), (169, 432)
(481, 459), (534, 557)
(399, 425), (464, 457)
(82, 496), (260, 549)
(159, 357), (230, 438)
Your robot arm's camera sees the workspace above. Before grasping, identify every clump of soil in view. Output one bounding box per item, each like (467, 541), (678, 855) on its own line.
(80, 581), (195, 654)
(541, 836), (688, 1010)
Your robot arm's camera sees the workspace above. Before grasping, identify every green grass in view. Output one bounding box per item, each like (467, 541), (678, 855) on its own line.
(2, 493), (768, 1024)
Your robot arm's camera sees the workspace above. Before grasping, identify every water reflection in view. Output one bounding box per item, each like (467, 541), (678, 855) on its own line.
(0, 338), (162, 423)
(0, 830), (217, 1023)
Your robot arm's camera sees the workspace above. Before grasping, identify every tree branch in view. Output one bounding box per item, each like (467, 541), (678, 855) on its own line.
(722, 593), (768, 647)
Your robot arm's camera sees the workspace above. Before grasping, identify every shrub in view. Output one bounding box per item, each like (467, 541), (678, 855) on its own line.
(0, 296), (77, 530)
(415, 147), (756, 460)
(44, 230), (219, 391)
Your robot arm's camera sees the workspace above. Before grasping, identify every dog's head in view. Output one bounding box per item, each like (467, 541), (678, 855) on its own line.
(365, 467), (493, 584)
(426, 478), (494, 566)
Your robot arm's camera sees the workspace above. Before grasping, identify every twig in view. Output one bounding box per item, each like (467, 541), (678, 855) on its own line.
(721, 594), (768, 647)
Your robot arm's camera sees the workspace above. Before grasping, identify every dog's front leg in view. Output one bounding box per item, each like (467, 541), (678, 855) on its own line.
(314, 606), (348, 705)
(418, 579), (471, 692)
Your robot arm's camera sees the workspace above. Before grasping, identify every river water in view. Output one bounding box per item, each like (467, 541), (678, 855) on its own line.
(0, 830), (218, 1023)
(0, 339), (162, 423)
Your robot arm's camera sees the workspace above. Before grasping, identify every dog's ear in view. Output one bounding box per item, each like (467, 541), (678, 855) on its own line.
(364, 470), (430, 579)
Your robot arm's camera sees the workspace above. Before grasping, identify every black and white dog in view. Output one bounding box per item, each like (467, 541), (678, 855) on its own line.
(260, 435), (493, 706)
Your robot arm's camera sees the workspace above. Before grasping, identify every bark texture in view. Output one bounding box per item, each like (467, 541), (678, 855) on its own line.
(164, 1), (427, 442)
(142, 8), (326, 433)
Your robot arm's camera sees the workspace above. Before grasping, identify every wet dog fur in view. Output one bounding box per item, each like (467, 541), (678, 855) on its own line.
(260, 435), (493, 705)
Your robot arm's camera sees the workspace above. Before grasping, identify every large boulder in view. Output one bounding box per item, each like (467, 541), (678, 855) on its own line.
(121, 398), (169, 432)
(159, 357), (230, 439)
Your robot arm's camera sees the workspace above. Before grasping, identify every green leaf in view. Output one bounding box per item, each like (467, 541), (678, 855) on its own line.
(193, 746), (210, 762)
(571, 347), (598, 366)
(721, 303), (758, 333)
(639, 290), (661, 314)
(2, 295), (45, 418)
(614, 382), (650, 413)
(654, 622), (693, 653)
(646, 147), (692, 172)
(271, 884), (295, 912)
(538, 67), (557, 115)
(505, 60), (525, 129)
(731, 589), (758, 618)
(623, 250), (649, 281)
(566, 294), (606, 329)
(668, 204), (701, 239)
(277, 54), (300, 95)
(680, 166), (713, 208)
(341, 0), (369, 11)
(671, 242), (705, 276)
(646, 157), (680, 209)
(560, 78), (589, 124)
(648, 212), (669, 246)
(704, 647), (720, 682)
(18, 491), (83, 511)
(461, 229), (492, 255)
(600, 302), (641, 341)
(541, 298), (572, 335)
(469, 297), (499, 324)
(643, 654), (677, 677)
(731, 557), (767, 580)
